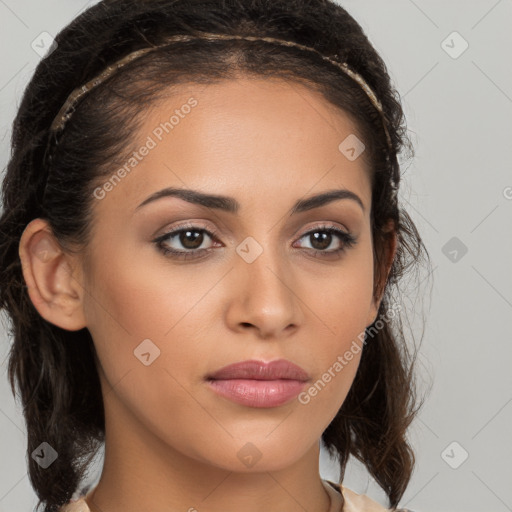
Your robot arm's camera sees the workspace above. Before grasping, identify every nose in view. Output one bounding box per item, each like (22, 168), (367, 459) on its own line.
(224, 241), (303, 339)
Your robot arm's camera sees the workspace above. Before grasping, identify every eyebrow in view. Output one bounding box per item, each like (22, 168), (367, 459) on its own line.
(135, 187), (365, 215)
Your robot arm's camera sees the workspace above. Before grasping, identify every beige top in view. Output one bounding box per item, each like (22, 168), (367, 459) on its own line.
(59, 479), (407, 512)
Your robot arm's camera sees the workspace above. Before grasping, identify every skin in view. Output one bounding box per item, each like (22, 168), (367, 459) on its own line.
(19, 77), (396, 512)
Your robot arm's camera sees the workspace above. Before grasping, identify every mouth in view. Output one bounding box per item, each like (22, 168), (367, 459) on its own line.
(205, 359), (310, 408)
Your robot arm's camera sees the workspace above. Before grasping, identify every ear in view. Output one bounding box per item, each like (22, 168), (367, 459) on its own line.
(366, 219), (398, 327)
(18, 218), (87, 331)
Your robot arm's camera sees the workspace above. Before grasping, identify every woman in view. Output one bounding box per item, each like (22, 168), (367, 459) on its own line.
(0, 0), (429, 511)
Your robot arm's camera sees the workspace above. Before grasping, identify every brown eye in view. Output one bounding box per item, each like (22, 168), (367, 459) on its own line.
(294, 225), (357, 256)
(308, 231), (332, 251)
(159, 228), (213, 252)
(153, 224), (220, 260)
(177, 230), (205, 250)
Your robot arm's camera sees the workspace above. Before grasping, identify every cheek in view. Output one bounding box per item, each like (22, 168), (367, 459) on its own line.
(297, 246), (374, 407)
(82, 242), (220, 390)
(82, 248), (208, 437)
(85, 243), (205, 335)
(310, 244), (375, 338)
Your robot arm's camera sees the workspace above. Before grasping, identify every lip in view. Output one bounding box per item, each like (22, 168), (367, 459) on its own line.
(206, 359), (310, 381)
(206, 359), (310, 408)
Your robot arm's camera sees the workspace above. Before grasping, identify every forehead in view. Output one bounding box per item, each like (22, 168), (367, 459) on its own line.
(92, 77), (372, 217)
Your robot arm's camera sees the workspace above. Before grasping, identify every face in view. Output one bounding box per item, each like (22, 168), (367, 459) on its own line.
(49, 77), (385, 472)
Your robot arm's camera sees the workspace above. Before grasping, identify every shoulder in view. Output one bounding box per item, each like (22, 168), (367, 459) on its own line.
(323, 479), (418, 512)
(341, 483), (390, 512)
(58, 496), (91, 512)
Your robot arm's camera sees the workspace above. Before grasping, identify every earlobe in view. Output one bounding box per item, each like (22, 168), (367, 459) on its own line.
(18, 218), (87, 331)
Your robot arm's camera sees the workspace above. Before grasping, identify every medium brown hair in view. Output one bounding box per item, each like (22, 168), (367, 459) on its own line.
(0, 1), (431, 510)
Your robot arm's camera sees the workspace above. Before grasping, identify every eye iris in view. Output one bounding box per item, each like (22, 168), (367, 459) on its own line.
(311, 231), (331, 250)
(180, 230), (204, 249)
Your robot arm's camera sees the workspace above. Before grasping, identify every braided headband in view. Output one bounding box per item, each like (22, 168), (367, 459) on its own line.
(48, 31), (393, 152)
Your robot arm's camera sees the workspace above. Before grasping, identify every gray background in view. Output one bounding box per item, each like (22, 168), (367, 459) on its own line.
(1, 1), (511, 511)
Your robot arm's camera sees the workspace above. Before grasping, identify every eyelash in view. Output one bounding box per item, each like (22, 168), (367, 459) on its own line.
(152, 222), (357, 261)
